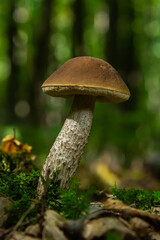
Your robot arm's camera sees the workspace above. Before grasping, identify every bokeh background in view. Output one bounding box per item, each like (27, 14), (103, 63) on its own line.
(1, 0), (160, 189)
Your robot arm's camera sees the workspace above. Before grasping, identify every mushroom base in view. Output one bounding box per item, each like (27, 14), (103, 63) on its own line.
(37, 95), (95, 194)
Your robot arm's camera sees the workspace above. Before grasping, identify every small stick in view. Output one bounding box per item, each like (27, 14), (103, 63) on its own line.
(40, 169), (51, 215)
(39, 169), (51, 234)
(0, 215), (43, 239)
(13, 128), (16, 139)
(4, 203), (35, 240)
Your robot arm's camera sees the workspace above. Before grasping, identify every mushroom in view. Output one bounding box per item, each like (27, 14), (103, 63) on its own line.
(37, 56), (130, 194)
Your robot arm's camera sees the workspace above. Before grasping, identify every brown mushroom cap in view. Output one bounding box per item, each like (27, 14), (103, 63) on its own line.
(42, 56), (130, 103)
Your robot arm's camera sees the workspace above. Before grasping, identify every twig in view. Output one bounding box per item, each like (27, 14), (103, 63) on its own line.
(13, 128), (16, 139)
(4, 203), (35, 240)
(0, 193), (14, 203)
(14, 204), (35, 231)
(40, 169), (50, 215)
(38, 169), (51, 234)
(0, 170), (51, 239)
(0, 215), (43, 240)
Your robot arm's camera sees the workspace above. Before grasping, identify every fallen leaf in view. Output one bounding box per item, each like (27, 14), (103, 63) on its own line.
(83, 217), (136, 240)
(9, 232), (41, 240)
(0, 196), (11, 228)
(25, 224), (40, 238)
(149, 231), (160, 240)
(43, 210), (68, 240)
(130, 217), (150, 237)
(96, 162), (119, 186)
(22, 144), (32, 154)
(104, 198), (160, 229)
(1, 136), (32, 154)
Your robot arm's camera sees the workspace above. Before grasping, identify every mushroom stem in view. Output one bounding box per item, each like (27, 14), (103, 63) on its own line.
(37, 95), (95, 195)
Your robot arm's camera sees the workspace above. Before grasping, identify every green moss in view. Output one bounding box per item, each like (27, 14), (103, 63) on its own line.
(106, 231), (122, 240)
(60, 179), (96, 219)
(0, 149), (35, 172)
(0, 150), (95, 227)
(0, 169), (40, 226)
(111, 184), (160, 210)
(0, 170), (40, 201)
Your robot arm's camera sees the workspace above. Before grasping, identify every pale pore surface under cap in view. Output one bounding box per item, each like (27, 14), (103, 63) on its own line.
(43, 86), (130, 103)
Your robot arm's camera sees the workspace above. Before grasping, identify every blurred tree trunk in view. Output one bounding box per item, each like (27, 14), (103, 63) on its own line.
(106, 0), (118, 67)
(106, 0), (139, 110)
(29, 0), (53, 124)
(72, 0), (85, 57)
(6, 0), (19, 123)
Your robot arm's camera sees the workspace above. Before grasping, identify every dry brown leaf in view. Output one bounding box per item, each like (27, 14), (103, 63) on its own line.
(1, 136), (21, 153)
(9, 232), (41, 240)
(42, 210), (68, 240)
(22, 144), (32, 154)
(0, 197), (10, 228)
(130, 217), (150, 230)
(129, 217), (150, 238)
(149, 231), (160, 240)
(95, 162), (119, 186)
(104, 198), (160, 229)
(25, 224), (40, 238)
(83, 217), (136, 240)
(1, 136), (32, 154)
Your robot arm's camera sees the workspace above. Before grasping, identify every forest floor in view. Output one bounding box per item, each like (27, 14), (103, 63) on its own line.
(1, 195), (160, 240)
(1, 140), (160, 240)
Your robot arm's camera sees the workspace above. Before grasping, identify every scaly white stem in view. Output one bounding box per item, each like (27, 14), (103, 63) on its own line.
(37, 95), (95, 195)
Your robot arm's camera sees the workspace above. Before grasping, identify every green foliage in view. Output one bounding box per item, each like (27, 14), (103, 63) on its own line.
(60, 179), (96, 220)
(111, 184), (160, 210)
(0, 151), (95, 226)
(0, 169), (40, 226)
(0, 170), (39, 201)
(152, 191), (160, 206)
(106, 231), (122, 240)
(45, 171), (62, 212)
(0, 148), (40, 226)
(0, 149), (35, 173)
